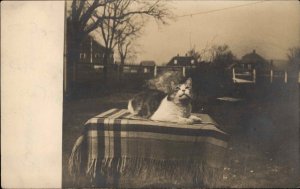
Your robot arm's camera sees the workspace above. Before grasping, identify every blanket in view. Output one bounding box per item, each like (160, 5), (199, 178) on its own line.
(68, 108), (229, 187)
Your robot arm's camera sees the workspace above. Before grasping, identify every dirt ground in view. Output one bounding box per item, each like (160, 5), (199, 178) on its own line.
(62, 88), (299, 188)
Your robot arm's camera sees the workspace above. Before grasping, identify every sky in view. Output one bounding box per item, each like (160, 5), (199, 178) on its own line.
(133, 0), (300, 65)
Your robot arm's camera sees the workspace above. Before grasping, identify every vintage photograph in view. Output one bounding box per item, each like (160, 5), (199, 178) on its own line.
(62, 0), (299, 187)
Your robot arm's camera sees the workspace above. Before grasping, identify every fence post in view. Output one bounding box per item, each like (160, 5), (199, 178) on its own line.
(270, 69), (273, 83)
(232, 68), (236, 83)
(284, 71), (287, 83)
(154, 66), (157, 77)
(183, 66), (186, 77)
(253, 69), (256, 83)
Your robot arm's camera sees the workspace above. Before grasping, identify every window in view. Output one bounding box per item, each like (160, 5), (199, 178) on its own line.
(80, 53), (86, 59)
(131, 69), (138, 73)
(123, 67), (130, 73)
(191, 59), (195, 64)
(94, 53), (100, 58)
(247, 64), (251, 69)
(174, 59), (178, 65)
(144, 68), (149, 73)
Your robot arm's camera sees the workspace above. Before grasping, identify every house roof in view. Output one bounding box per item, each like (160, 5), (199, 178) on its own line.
(83, 35), (115, 53)
(140, 60), (156, 66)
(87, 35), (106, 49)
(167, 55), (197, 66)
(241, 50), (266, 64)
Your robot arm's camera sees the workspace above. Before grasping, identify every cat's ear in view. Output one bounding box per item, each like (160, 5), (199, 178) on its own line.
(185, 77), (192, 87)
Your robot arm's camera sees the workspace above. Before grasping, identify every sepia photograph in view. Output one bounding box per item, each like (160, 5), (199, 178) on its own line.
(62, 0), (300, 188)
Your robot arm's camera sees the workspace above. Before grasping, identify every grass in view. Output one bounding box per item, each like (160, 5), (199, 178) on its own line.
(62, 85), (299, 188)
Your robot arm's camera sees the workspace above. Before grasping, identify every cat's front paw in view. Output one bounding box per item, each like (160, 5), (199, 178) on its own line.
(178, 117), (194, 125)
(189, 115), (202, 123)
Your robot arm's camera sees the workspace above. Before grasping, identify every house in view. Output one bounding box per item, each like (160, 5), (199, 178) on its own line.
(167, 54), (197, 67)
(78, 35), (114, 65)
(238, 50), (271, 70)
(140, 60), (156, 66)
(140, 60), (156, 73)
(231, 50), (276, 83)
(73, 36), (115, 83)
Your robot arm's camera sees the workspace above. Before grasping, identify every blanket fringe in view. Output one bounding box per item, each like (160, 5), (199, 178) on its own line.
(68, 135), (84, 180)
(69, 156), (223, 187)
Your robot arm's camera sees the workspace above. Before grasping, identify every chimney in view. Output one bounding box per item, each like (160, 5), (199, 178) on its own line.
(177, 53), (179, 57)
(253, 49), (256, 54)
(185, 53), (188, 57)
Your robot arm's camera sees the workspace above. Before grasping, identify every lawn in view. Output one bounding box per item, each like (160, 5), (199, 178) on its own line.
(62, 86), (299, 188)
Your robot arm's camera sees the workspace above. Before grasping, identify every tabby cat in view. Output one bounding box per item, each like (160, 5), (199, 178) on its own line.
(128, 77), (202, 124)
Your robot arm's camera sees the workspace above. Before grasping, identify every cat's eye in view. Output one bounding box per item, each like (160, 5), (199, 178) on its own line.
(175, 86), (180, 90)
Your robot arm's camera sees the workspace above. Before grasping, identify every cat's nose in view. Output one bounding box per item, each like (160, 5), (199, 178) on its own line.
(182, 90), (185, 92)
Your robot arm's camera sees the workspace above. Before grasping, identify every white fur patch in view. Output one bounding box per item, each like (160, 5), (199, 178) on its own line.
(127, 99), (136, 115)
(150, 97), (192, 123)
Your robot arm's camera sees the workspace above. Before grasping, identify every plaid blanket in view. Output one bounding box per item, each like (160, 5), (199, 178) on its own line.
(68, 108), (229, 187)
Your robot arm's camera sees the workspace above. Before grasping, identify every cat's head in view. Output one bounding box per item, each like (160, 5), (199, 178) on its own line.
(167, 77), (193, 103)
(146, 71), (182, 93)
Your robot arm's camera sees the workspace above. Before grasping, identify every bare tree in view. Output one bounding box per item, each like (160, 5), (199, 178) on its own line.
(66, 0), (172, 91)
(117, 40), (134, 65)
(287, 46), (300, 65)
(186, 39), (216, 62)
(96, 0), (172, 78)
(115, 16), (144, 66)
(67, 0), (112, 64)
(209, 44), (236, 68)
(66, 0), (115, 93)
(187, 48), (201, 62)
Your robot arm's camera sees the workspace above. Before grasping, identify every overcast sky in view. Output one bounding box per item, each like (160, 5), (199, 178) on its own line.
(134, 0), (300, 64)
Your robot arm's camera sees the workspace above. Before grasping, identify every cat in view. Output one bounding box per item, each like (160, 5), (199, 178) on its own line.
(128, 77), (202, 124)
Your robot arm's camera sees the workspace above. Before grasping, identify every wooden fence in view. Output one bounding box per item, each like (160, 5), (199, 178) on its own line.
(74, 64), (194, 83)
(66, 63), (300, 94)
(232, 67), (300, 84)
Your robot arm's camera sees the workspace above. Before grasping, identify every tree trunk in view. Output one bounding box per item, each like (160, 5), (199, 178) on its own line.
(120, 56), (125, 66)
(102, 48), (112, 83)
(66, 20), (84, 96)
(119, 56), (126, 82)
